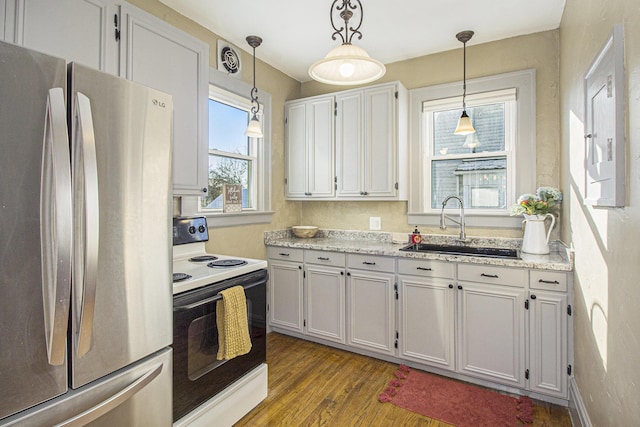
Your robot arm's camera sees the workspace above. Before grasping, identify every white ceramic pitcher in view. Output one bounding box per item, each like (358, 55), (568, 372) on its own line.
(521, 213), (556, 254)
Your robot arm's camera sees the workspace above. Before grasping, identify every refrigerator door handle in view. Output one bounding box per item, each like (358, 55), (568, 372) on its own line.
(40, 88), (72, 366)
(52, 363), (164, 427)
(73, 92), (100, 358)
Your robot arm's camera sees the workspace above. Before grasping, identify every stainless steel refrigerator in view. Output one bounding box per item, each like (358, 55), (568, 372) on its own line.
(0, 40), (173, 426)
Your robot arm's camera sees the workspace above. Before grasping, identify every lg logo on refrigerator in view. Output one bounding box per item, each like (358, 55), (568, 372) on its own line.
(152, 99), (166, 108)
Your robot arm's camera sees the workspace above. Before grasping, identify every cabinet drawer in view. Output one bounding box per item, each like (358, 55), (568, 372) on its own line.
(398, 258), (455, 279)
(530, 270), (568, 292)
(458, 264), (526, 288)
(304, 250), (346, 267)
(267, 246), (304, 262)
(347, 253), (395, 273)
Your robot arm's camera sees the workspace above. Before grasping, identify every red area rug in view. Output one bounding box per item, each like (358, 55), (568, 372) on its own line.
(378, 365), (533, 426)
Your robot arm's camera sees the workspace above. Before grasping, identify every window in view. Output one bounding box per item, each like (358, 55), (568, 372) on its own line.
(201, 91), (257, 211)
(408, 69), (536, 228)
(182, 70), (272, 227)
(424, 89), (516, 211)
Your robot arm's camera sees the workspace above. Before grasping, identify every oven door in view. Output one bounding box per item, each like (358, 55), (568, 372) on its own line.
(172, 269), (267, 422)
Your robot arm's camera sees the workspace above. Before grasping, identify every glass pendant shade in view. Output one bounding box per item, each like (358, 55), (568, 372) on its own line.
(308, 43), (386, 85)
(245, 35), (263, 138)
(454, 111), (475, 135)
(244, 114), (263, 138)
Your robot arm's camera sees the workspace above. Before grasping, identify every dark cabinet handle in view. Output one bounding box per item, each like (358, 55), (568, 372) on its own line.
(317, 257), (330, 261)
(362, 261), (376, 265)
(531, 294), (537, 300)
(298, 266), (302, 270)
(481, 273), (499, 278)
(201, 187), (208, 193)
(347, 272), (351, 276)
(457, 285), (463, 290)
(340, 271), (344, 276)
(448, 284), (454, 289)
(538, 279), (560, 284)
(278, 253), (290, 257)
(417, 267), (432, 271)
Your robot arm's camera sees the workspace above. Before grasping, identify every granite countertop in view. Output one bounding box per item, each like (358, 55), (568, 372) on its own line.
(264, 229), (573, 272)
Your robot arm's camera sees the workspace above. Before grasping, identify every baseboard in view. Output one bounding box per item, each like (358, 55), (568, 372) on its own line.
(569, 377), (592, 427)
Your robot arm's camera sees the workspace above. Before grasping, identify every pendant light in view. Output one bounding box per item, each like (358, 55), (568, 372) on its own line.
(454, 30), (475, 136)
(244, 35), (263, 138)
(308, 0), (385, 86)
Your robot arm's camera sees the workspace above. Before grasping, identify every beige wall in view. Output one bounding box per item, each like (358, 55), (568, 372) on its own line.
(128, 0), (302, 259)
(560, 0), (640, 425)
(299, 31), (561, 238)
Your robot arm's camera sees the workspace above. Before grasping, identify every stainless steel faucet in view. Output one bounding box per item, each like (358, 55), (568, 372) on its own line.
(440, 195), (467, 242)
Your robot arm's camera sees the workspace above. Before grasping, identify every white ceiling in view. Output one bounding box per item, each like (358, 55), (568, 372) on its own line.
(159, 0), (566, 83)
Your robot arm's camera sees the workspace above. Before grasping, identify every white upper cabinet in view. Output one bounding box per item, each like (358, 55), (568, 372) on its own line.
(285, 95), (335, 199)
(285, 81), (408, 201)
(5, 0), (119, 74)
(336, 81), (408, 200)
(120, 3), (209, 196)
(3, 1), (210, 196)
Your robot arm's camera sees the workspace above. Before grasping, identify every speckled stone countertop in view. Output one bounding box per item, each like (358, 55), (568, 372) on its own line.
(264, 229), (573, 272)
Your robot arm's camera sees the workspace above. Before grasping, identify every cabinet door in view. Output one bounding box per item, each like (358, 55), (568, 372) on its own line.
(120, 4), (208, 196)
(12, 0), (118, 74)
(307, 97), (334, 197)
(457, 282), (526, 388)
(364, 85), (396, 197)
(285, 101), (308, 198)
(306, 265), (345, 343)
(347, 269), (395, 356)
(399, 276), (455, 370)
(529, 290), (568, 398)
(268, 260), (304, 332)
(285, 97), (334, 199)
(335, 91), (363, 197)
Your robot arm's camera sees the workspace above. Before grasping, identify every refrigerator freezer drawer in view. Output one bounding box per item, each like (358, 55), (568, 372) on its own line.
(0, 347), (172, 427)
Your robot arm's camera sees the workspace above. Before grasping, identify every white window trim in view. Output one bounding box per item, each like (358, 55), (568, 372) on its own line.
(181, 68), (273, 227)
(408, 69), (536, 229)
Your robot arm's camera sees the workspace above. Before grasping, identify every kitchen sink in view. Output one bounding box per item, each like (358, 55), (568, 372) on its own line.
(400, 243), (520, 259)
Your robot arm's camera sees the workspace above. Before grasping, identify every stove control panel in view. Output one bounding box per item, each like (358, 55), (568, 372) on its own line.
(173, 217), (209, 245)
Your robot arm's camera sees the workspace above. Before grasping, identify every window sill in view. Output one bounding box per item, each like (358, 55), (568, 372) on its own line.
(408, 212), (524, 229)
(201, 211), (274, 228)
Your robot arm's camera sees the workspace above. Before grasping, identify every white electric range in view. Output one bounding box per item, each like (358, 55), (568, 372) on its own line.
(171, 216), (269, 426)
(172, 217), (268, 295)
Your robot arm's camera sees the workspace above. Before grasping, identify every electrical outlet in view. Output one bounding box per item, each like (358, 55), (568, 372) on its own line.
(369, 217), (381, 230)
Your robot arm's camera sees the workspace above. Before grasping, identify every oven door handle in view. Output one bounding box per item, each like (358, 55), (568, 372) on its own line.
(174, 279), (266, 311)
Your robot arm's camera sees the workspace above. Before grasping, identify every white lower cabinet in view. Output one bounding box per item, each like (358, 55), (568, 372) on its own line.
(304, 251), (346, 344)
(457, 281), (527, 388)
(266, 244), (571, 402)
(528, 285), (569, 398)
(346, 254), (396, 356)
(398, 259), (456, 370)
(267, 248), (304, 333)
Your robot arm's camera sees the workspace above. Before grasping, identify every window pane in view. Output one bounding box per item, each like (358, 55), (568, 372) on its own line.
(209, 99), (250, 155)
(201, 155), (253, 209)
(433, 104), (505, 155)
(432, 157), (507, 209)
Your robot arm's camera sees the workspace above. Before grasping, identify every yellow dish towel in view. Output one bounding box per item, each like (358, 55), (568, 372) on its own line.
(216, 285), (252, 360)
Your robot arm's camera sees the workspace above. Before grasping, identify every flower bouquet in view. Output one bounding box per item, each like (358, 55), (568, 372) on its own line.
(510, 187), (563, 217)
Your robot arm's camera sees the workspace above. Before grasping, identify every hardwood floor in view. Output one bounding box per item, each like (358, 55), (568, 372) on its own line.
(235, 333), (572, 426)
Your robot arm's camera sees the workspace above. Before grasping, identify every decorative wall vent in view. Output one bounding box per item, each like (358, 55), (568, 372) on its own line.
(217, 40), (242, 78)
